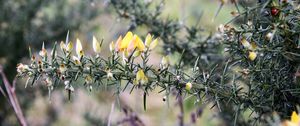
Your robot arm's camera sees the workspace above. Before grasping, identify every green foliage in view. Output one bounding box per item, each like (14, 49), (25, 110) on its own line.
(15, 0), (300, 125)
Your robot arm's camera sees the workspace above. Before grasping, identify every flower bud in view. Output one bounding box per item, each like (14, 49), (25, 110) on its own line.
(109, 41), (115, 53)
(241, 38), (251, 49)
(248, 51), (257, 61)
(136, 69), (148, 85)
(66, 42), (73, 53)
(161, 56), (169, 69)
(145, 33), (153, 47)
(72, 56), (82, 66)
(185, 82), (192, 91)
(39, 42), (47, 57)
(76, 38), (84, 58)
(149, 38), (158, 50)
(92, 36), (101, 53)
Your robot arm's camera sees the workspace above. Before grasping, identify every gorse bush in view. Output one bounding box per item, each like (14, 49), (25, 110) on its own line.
(15, 0), (300, 125)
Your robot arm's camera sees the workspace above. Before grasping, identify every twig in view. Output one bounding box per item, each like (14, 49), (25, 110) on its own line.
(107, 101), (115, 126)
(178, 93), (184, 126)
(0, 65), (27, 126)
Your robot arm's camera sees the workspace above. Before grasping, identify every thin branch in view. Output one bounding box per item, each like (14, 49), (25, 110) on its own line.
(0, 66), (27, 126)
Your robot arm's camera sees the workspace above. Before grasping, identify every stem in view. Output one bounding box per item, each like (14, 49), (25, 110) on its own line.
(0, 66), (27, 126)
(178, 93), (184, 126)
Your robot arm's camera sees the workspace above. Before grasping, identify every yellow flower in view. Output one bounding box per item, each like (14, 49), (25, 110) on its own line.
(149, 38), (158, 50)
(145, 33), (159, 50)
(283, 111), (300, 126)
(185, 82), (192, 91)
(127, 35), (145, 56)
(76, 38), (84, 58)
(119, 31), (133, 51)
(145, 33), (153, 47)
(61, 41), (73, 54)
(250, 42), (257, 51)
(92, 36), (101, 53)
(135, 69), (148, 85)
(291, 111), (300, 124)
(39, 42), (47, 57)
(241, 38), (251, 49)
(114, 36), (123, 52)
(248, 51), (257, 61)
(66, 42), (73, 53)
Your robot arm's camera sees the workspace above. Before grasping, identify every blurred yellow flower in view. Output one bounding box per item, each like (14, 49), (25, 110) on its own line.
(185, 82), (192, 91)
(241, 38), (251, 49)
(119, 31), (133, 51)
(135, 69), (148, 85)
(250, 41), (257, 51)
(60, 41), (73, 54)
(92, 36), (101, 54)
(115, 36), (123, 52)
(145, 33), (153, 47)
(283, 111), (300, 126)
(145, 33), (158, 50)
(76, 38), (84, 58)
(66, 42), (73, 53)
(127, 35), (145, 55)
(248, 51), (257, 61)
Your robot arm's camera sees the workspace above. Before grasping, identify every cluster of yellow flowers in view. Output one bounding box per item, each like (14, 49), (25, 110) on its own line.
(18, 31), (196, 93)
(109, 31), (158, 57)
(241, 38), (258, 61)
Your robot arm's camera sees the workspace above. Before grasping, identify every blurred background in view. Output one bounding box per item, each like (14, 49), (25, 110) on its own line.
(0, 0), (253, 125)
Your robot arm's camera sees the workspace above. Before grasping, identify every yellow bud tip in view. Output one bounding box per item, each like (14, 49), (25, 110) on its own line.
(76, 38), (83, 57)
(136, 69), (145, 81)
(291, 111), (300, 123)
(145, 33), (153, 47)
(93, 36), (101, 53)
(248, 51), (257, 61)
(149, 38), (158, 50)
(185, 82), (192, 91)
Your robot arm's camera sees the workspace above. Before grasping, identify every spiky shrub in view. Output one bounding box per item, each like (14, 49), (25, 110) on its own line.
(222, 0), (300, 120)
(16, 0), (300, 125)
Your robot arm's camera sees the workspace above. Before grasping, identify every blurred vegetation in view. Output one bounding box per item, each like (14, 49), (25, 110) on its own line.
(0, 0), (103, 125)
